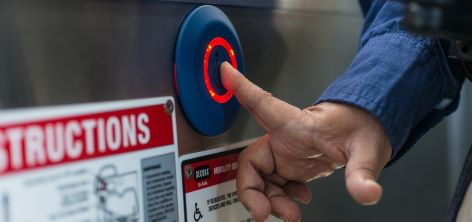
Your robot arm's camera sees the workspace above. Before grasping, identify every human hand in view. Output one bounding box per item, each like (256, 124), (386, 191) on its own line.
(220, 62), (392, 222)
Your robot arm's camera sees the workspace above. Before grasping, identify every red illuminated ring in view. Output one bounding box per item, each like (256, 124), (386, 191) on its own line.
(203, 37), (238, 104)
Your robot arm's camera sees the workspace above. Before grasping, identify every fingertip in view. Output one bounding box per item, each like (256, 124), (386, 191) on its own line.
(304, 189), (313, 204)
(302, 184), (312, 204)
(220, 61), (238, 90)
(346, 176), (383, 206)
(359, 179), (382, 206)
(248, 210), (268, 222)
(220, 60), (232, 70)
(283, 182), (312, 204)
(220, 61), (231, 75)
(240, 190), (271, 222)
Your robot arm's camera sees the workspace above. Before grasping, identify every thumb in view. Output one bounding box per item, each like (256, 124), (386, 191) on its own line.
(345, 141), (390, 206)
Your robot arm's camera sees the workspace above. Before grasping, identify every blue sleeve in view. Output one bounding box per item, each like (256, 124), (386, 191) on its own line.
(316, 0), (464, 163)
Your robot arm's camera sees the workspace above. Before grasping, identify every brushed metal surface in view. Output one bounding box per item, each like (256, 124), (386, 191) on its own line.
(1, 0), (362, 156)
(0, 1), (452, 221)
(159, 0), (360, 15)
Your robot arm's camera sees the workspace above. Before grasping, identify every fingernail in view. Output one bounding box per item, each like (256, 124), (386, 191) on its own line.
(362, 201), (379, 206)
(294, 197), (309, 204)
(362, 180), (381, 206)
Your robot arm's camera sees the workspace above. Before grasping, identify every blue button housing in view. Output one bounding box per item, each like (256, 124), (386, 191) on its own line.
(174, 5), (245, 136)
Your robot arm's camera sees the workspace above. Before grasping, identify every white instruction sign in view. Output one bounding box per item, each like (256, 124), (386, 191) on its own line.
(180, 142), (281, 222)
(0, 97), (180, 222)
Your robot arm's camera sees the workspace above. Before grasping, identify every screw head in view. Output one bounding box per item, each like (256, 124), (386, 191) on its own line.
(165, 100), (174, 115)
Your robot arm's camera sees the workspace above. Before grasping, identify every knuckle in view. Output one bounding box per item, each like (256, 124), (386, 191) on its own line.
(322, 142), (349, 164)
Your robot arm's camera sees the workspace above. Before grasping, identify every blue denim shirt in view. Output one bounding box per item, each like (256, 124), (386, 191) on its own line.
(317, 0), (464, 164)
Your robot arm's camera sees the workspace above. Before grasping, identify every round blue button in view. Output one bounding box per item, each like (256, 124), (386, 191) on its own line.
(174, 5), (245, 136)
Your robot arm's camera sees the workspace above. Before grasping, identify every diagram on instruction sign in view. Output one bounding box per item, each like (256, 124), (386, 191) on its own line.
(1, 192), (10, 222)
(95, 165), (140, 222)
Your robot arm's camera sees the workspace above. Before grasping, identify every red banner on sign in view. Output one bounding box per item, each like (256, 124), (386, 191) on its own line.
(183, 152), (240, 193)
(0, 104), (174, 176)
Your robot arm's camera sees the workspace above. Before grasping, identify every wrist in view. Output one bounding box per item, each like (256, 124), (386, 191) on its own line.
(309, 102), (392, 165)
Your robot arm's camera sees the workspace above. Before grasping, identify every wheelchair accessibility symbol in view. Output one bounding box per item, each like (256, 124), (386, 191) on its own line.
(193, 203), (203, 222)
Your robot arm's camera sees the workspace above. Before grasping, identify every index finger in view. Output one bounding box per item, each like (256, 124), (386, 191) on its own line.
(220, 62), (302, 132)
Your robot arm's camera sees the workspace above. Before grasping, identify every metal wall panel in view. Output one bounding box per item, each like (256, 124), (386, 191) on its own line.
(0, 1), (453, 221)
(447, 83), (472, 196)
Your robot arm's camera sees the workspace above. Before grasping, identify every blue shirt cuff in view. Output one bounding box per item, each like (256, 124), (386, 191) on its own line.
(316, 32), (462, 161)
